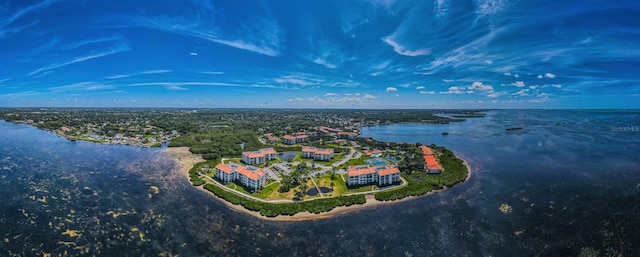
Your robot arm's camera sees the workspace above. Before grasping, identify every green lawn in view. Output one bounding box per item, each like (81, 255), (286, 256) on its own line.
(322, 153), (345, 165)
(292, 152), (303, 162)
(337, 154), (368, 169)
(254, 182), (280, 199)
(346, 185), (379, 193)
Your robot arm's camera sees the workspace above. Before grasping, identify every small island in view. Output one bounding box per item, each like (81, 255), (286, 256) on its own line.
(1, 108), (473, 220)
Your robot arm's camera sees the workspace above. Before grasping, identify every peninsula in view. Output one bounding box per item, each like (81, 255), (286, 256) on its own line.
(1, 108), (473, 220)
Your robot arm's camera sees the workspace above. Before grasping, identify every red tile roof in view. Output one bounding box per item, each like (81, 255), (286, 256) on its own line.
(424, 155), (440, 170)
(377, 166), (400, 176)
(347, 166), (377, 177)
(302, 146), (333, 155)
(242, 148), (276, 159)
(215, 163), (233, 174)
(218, 163), (264, 181)
(236, 166), (264, 181)
(420, 146), (434, 155)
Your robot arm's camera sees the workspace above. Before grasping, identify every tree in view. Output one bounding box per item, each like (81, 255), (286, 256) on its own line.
(293, 190), (304, 201)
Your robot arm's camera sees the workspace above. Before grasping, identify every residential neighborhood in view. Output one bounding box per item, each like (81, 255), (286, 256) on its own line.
(202, 126), (448, 204)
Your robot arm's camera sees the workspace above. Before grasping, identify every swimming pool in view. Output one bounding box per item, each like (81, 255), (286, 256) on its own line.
(365, 158), (387, 166)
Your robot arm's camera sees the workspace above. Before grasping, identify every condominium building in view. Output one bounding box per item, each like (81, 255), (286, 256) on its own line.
(420, 146), (441, 173)
(264, 133), (278, 143)
(301, 146), (334, 161)
(282, 134), (309, 145)
(215, 163), (266, 191)
(241, 148), (277, 165)
(347, 165), (400, 186)
(337, 131), (358, 140)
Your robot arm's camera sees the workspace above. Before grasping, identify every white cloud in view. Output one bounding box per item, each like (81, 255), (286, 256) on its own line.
(364, 93), (376, 99)
(512, 81), (525, 87)
(416, 86), (425, 90)
(381, 36), (431, 57)
(428, 91), (435, 94)
(487, 93), (498, 98)
(503, 72), (511, 76)
(49, 82), (115, 92)
(514, 89), (529, 96)
(529, 85), (539, 89)
(537, 74), (543, 79)
(468, 81), (493, 91)
(419, 91), (427, 94)
(440, 86), (465, 94)
(312, 57), (337, 69)
(514, 74), (520, 78)
(398, 83), (411, 88)
(386, 87), (398, 92)
(200, 71), (225, 75)
(545, 73), (556, 78)
(190, 52), (198, 56)
(537, 93), (549, 98)
(354, 93), (361, 96)
(30, 43), (130, 77)
(288, 97), (305, 102)
(551, 84), (562, 88)
(166, 84), (188, 91)
(325, 93), (339, 96)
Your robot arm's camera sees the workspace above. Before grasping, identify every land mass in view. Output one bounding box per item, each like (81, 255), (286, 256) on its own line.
(1, 108), (477, 220)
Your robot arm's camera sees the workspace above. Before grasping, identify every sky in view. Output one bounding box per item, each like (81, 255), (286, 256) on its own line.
(0, 0), (639, 109)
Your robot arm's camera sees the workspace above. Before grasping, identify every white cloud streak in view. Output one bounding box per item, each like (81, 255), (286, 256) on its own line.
(382, 36), (431, 56)
(30, 43), (130, 77)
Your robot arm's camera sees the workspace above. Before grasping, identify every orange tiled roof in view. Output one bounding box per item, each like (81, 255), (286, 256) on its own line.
(242, 148), (276, 159)
(215, 163), (233, 174)
(315, 149), (333, 155)
(282, 135), (295, 140)
(377, 166), (400, 176)
(424, 155), (440, 170)
(236, 166), (259, 180)
(420, 146), (434, 155)
(347, 166), (377, 177)
(302, 146), (333, 155)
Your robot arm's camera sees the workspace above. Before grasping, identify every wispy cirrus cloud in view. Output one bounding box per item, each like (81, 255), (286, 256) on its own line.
(136, 1), (284, 56)
(29, 43), (130, 77)
(66, 36), (122, 50)
(107, 69), (172, 79)
(382, 36), (431, 56)
(48, 82), (115, 93)
(1, 0), (60, 29)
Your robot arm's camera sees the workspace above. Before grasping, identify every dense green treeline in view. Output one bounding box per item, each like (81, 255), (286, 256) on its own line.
(170, 130), (266, 160)
(202, 184), (366, 217)
(375, 145), (468, 201)
(188, 159), (220, 186)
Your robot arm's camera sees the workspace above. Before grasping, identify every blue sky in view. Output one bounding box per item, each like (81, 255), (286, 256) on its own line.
(0, 0), (639, 108)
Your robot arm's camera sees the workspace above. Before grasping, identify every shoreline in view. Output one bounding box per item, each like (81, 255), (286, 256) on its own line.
(164, 147), (473, 222)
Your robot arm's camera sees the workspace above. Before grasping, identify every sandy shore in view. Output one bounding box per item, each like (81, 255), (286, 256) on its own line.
(164, 147), (473, 222)
(164, 147), (205, 180)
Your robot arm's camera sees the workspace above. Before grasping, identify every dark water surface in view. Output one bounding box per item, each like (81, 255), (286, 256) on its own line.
(1, 110), (640, 256)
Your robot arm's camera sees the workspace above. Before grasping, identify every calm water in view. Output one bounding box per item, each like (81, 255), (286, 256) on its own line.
(1, 110), (640, 256)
